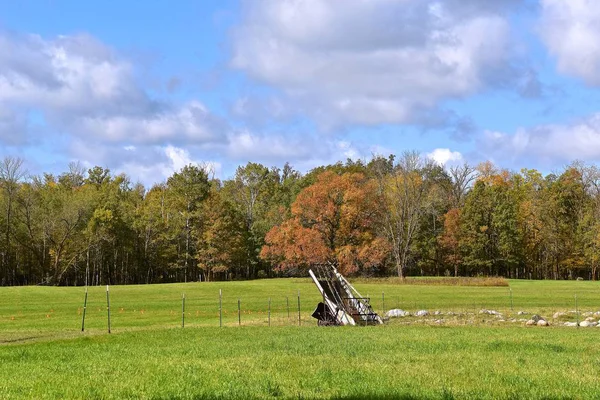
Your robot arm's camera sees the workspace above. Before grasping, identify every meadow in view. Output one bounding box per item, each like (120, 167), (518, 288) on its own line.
(1, 278), (600, 399)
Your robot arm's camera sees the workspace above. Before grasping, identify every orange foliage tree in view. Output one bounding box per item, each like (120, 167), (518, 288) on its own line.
(260, 171), (389, 275)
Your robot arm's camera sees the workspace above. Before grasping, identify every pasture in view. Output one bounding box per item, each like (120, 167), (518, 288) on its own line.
(1, 279), (600, 399)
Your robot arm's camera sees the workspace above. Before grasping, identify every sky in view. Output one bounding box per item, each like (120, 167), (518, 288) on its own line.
(1, 0), (600, 186)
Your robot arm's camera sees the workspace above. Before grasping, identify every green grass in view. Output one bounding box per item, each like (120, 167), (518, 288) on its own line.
(1, 279), (600, 399)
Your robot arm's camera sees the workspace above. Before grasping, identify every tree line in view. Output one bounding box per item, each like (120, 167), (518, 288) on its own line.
(0, 152), (599, 286)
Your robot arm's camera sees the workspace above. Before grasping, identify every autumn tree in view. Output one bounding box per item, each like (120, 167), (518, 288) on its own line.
(261, 171), (388, 275)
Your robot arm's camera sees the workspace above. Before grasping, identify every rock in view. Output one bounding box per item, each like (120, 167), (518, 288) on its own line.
(579, 320), (596, 327)
(446, 311), (455, 316)
(385, 309), (410, 318)
(593, 311), (600, 317)
(585, 317), (596, 322)
(480, 309), (501, 316)
(415, 310), (429, 317)
(564, 322), (578, 327)
(434, 319), (444, 324)
(525, 319), (536, 326)
(553, 312), (567, 319)
(537, 320), (549, 326)
(583, 312), (593, 317)
(433, 310), (443, 316)
(530, 314), (543, 323)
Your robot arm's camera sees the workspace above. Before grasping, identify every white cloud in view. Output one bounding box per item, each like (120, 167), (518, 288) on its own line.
(226, 130), (316, 160)
(231, 0), (519, 127)
(0, 32), (152, 116)
(427, 148), (464, 165)
(0, 30), (233, 184)
(70, 101), (226, 145)
(539, 0), (600, 85)
(0, 31), (227, 148)
(478, 113), (600, 165)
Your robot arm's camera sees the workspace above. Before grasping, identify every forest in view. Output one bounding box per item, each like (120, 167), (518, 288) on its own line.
(0, 152), (599, 286)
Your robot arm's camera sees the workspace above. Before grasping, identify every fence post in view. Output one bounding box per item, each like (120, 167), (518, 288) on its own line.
(509, 288), (514, 311)
(106, 285), (111, 334)
(238, 298), (241, 326)
(287, 296), (290, 320)
(182, 293), (185, 328)
(382, 292), (385, 316)
(575, 294), (579, 328)
(268, 298), (271, 327)
(81, 286), (88, 332)
(297, 290), (301, 326)
(219, 289), (223, 328)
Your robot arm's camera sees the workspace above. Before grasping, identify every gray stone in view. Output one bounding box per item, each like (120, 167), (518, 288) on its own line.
(415, 310), (429, 317)
(537, 320), (549, 326)
(480, 309), (501, 316)
(525, 319), (536, 326)
(564, 322), (578, 327)
(530, 314), (543, 323)
(385, 309), (410, 318)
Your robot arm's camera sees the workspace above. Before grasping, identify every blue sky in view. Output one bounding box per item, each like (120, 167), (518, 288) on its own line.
(1, 0), (600, 186)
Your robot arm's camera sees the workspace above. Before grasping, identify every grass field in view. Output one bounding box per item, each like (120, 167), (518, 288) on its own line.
(1, 278), (600, 399)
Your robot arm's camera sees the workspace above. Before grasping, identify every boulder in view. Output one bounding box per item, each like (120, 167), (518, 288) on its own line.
(415, 310), (429, 317)
(553, 312), (567, 319)
(564, 322), (578, 327)
(585, 317), (596, 322)
(530, 314), (543, 323)
(579, 320), (596, 327)
(537, 320), (549, 326)
(525, 319), (536, 326)
(385, 309), (410, 318)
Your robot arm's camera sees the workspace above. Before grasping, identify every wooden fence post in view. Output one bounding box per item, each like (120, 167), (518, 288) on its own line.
(106, 285), (111, 334)
(81, 286), (88, 332)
